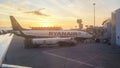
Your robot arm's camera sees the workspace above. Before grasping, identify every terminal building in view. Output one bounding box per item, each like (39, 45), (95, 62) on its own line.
(111, 8), (120, 46)
(102, 8), (120, 46)
(31, 27), (62, 30)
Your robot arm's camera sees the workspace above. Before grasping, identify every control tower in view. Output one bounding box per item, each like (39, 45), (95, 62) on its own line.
(77, 19), (83, 30)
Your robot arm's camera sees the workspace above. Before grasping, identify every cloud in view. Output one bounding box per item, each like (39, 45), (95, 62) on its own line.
(0, 0), (49, 17)
(24, 9), (49, 16)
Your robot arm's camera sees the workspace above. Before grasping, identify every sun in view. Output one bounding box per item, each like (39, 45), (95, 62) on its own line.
(40, 20), (54, 27)
(41, 22), (53, 27)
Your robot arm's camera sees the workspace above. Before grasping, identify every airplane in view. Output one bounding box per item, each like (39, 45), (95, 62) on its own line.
(0, 30), (7, 35)
(10, 16), (93, 48)
(0, 27), (12, 35)
(10, 16), (92, 39)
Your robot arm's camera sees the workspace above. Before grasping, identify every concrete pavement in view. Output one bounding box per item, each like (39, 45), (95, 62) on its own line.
(4, 35), (120, 68)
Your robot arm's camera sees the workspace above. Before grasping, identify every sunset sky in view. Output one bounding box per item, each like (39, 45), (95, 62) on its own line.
(0, 0), (120, 29)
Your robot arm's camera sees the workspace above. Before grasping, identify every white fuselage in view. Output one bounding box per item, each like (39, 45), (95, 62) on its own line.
(17, 30), (93, 38)
(32, 37), (76, 45)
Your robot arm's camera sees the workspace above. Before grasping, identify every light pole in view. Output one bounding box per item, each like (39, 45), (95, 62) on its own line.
(93, 3), (96, 28)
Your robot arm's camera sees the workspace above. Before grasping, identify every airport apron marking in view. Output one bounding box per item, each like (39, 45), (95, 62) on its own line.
(43, 51), (98, 68)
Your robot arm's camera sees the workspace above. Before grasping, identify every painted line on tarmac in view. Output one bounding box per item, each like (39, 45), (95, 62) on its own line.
(43, 51), (98, 68)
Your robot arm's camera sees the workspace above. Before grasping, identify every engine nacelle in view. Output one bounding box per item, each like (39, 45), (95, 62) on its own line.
(24, 37), (76, 48)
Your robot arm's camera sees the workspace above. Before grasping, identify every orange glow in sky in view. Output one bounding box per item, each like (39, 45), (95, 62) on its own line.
(0, 0), (120, 29)
(39, 19), (54, 27)
(40, 23), (54, 27)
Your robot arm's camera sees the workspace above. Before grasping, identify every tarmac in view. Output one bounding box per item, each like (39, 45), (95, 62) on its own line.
(3, 35), (120, 68)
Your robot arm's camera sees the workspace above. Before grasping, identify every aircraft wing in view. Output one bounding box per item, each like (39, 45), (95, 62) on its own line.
(0, 33), (13, 66)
